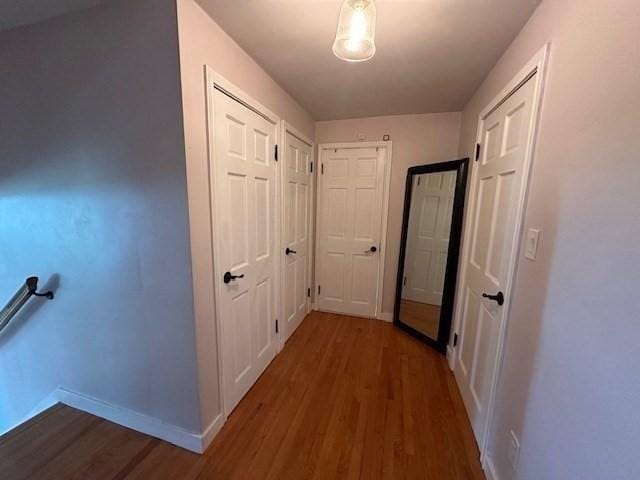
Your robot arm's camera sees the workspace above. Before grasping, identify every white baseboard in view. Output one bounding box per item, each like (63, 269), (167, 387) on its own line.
(483, 454), (499, 480)
(56, 388), (223, 453)
(377, 311), (393, 322)
(446, 345), (455, 370)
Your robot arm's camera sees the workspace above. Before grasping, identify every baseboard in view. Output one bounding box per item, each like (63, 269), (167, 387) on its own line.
(56, 388), (223, 453)
(377, 311), (393, 322)
(200, 413), (224, 452)
(446, 345), (455, 370)
(483, 454), (499, 480)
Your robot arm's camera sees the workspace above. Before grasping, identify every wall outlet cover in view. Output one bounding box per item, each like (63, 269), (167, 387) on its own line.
(357, 133), (366, 141)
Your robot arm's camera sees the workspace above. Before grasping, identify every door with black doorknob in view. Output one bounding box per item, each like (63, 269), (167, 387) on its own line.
(283, 127), (313, 341)
(210, 84), (278, 416)
(453, 72), (539, 445)
(315, 143), (391, 319)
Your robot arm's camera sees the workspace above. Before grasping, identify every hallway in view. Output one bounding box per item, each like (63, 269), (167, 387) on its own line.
(0, 312), (484, 479)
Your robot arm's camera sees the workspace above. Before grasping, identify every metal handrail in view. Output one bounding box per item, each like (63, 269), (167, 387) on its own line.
(0, 277), (54, 335)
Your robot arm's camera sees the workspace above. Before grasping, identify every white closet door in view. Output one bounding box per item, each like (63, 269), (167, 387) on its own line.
(454, 74), (537, 442)
(212, 89), (277, 415)
(316, 146), (387, 318)
(403, 171), (456, 306)
(283, 131), (312, 341)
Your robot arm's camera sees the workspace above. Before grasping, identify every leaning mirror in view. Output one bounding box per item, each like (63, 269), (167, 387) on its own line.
(394, 159), (469, 353)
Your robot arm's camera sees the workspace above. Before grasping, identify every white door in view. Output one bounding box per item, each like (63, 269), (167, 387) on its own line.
(402, 171), (456, 306)
(454, 74), (537, 441)
(212, 88), (278, 414)
(283, 130), (312, 341)
(316, 145), (389, 318)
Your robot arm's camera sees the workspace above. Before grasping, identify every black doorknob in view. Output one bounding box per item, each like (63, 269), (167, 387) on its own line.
(223, 271), (245, 284)
(285, 247), (297, 255)
(482, 291), (504, 306)
(370, 246), (377, 253)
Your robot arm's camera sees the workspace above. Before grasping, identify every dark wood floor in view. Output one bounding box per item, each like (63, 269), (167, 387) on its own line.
(0, 311), (484, 480)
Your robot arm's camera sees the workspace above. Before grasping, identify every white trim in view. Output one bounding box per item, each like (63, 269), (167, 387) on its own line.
(313, 308), (385, 322)
(314, 141), (393, 319)
(204, 66), (282, 418)
(377, 311), (393, 322)
(446, 345), (455, 370)
(279, 121), (315, 350)
(56, 388), (223, 454)
(484, 455), (500, 480)
(450, 44), (550, 461)
(199, 413), (225, 452)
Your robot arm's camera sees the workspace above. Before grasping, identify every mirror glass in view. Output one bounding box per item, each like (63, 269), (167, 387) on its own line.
(398, 170), (457, 341)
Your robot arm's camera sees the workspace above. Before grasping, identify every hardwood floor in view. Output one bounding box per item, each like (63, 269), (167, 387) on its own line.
(0, 311), (484, 480)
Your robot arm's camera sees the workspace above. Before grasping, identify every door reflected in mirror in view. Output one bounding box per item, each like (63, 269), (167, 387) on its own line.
(400, 171), (456, 340)
(394, 159), (468, 352)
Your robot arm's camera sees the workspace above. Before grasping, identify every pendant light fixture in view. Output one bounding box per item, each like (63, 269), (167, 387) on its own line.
(332, 0), (377, 62)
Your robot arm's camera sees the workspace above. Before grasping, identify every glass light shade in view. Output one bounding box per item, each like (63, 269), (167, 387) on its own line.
(332, 0), (377, 62)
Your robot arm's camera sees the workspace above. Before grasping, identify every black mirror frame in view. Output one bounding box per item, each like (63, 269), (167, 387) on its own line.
(393, 158), (469, 353)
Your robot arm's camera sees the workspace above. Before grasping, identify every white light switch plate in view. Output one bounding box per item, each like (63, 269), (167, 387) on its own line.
(524, 228), (540, 260)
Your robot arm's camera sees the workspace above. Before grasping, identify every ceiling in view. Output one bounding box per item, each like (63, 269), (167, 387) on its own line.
(0, 0), (103, 32)
(197, 0), (541, 120)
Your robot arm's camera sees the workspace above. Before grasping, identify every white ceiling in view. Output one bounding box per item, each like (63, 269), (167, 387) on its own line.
(197, 0), (541, 120)
(0, 0), (103, 32)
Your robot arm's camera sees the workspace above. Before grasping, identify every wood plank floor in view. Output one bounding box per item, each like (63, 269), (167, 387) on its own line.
(0, 311), (484, 480)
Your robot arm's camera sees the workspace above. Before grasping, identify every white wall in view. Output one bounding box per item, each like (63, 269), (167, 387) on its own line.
(176, 0), (316, 430)
(0, 0), (202, 433)
(457, 1), (640, 478)
(315, 113), (461, 314)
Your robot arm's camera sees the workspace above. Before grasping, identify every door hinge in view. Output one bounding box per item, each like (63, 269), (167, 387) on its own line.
(403, 276), (407, 286)
(274, 144), (279, 161)
(318, 285), (321, 295)
(275, 319), (279, 334)
(417, 177), (421, 186)
(321, 163), (324, 175)
(307, 287), (311, 297)
(453, 333), (459, 347)
(310, 161), (313, 173)
(475, 143), (481, 161)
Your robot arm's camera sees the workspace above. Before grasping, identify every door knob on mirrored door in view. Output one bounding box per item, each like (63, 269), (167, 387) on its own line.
(482, 291), (504, 306)
(223, 271), (244, 284)
(285, 247), (297, 255)
(368, 246), (377, 253)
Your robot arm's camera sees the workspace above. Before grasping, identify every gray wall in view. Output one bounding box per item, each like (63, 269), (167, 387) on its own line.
(0, 0), (202, 433)
(458, 0), (640, 478)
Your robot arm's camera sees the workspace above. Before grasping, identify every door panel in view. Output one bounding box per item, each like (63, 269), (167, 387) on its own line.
(283, 131), (313, 341)
(212, 89), (277, 415)
(453, 74), (537, 442)
(316, 146), (388, 318)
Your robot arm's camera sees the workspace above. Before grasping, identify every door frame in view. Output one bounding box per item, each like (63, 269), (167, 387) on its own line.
(448, 44), (549, 462)
(204, 66), (282, 418)
(314, 141), (393, 320)
(279, 121), (315, 350)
